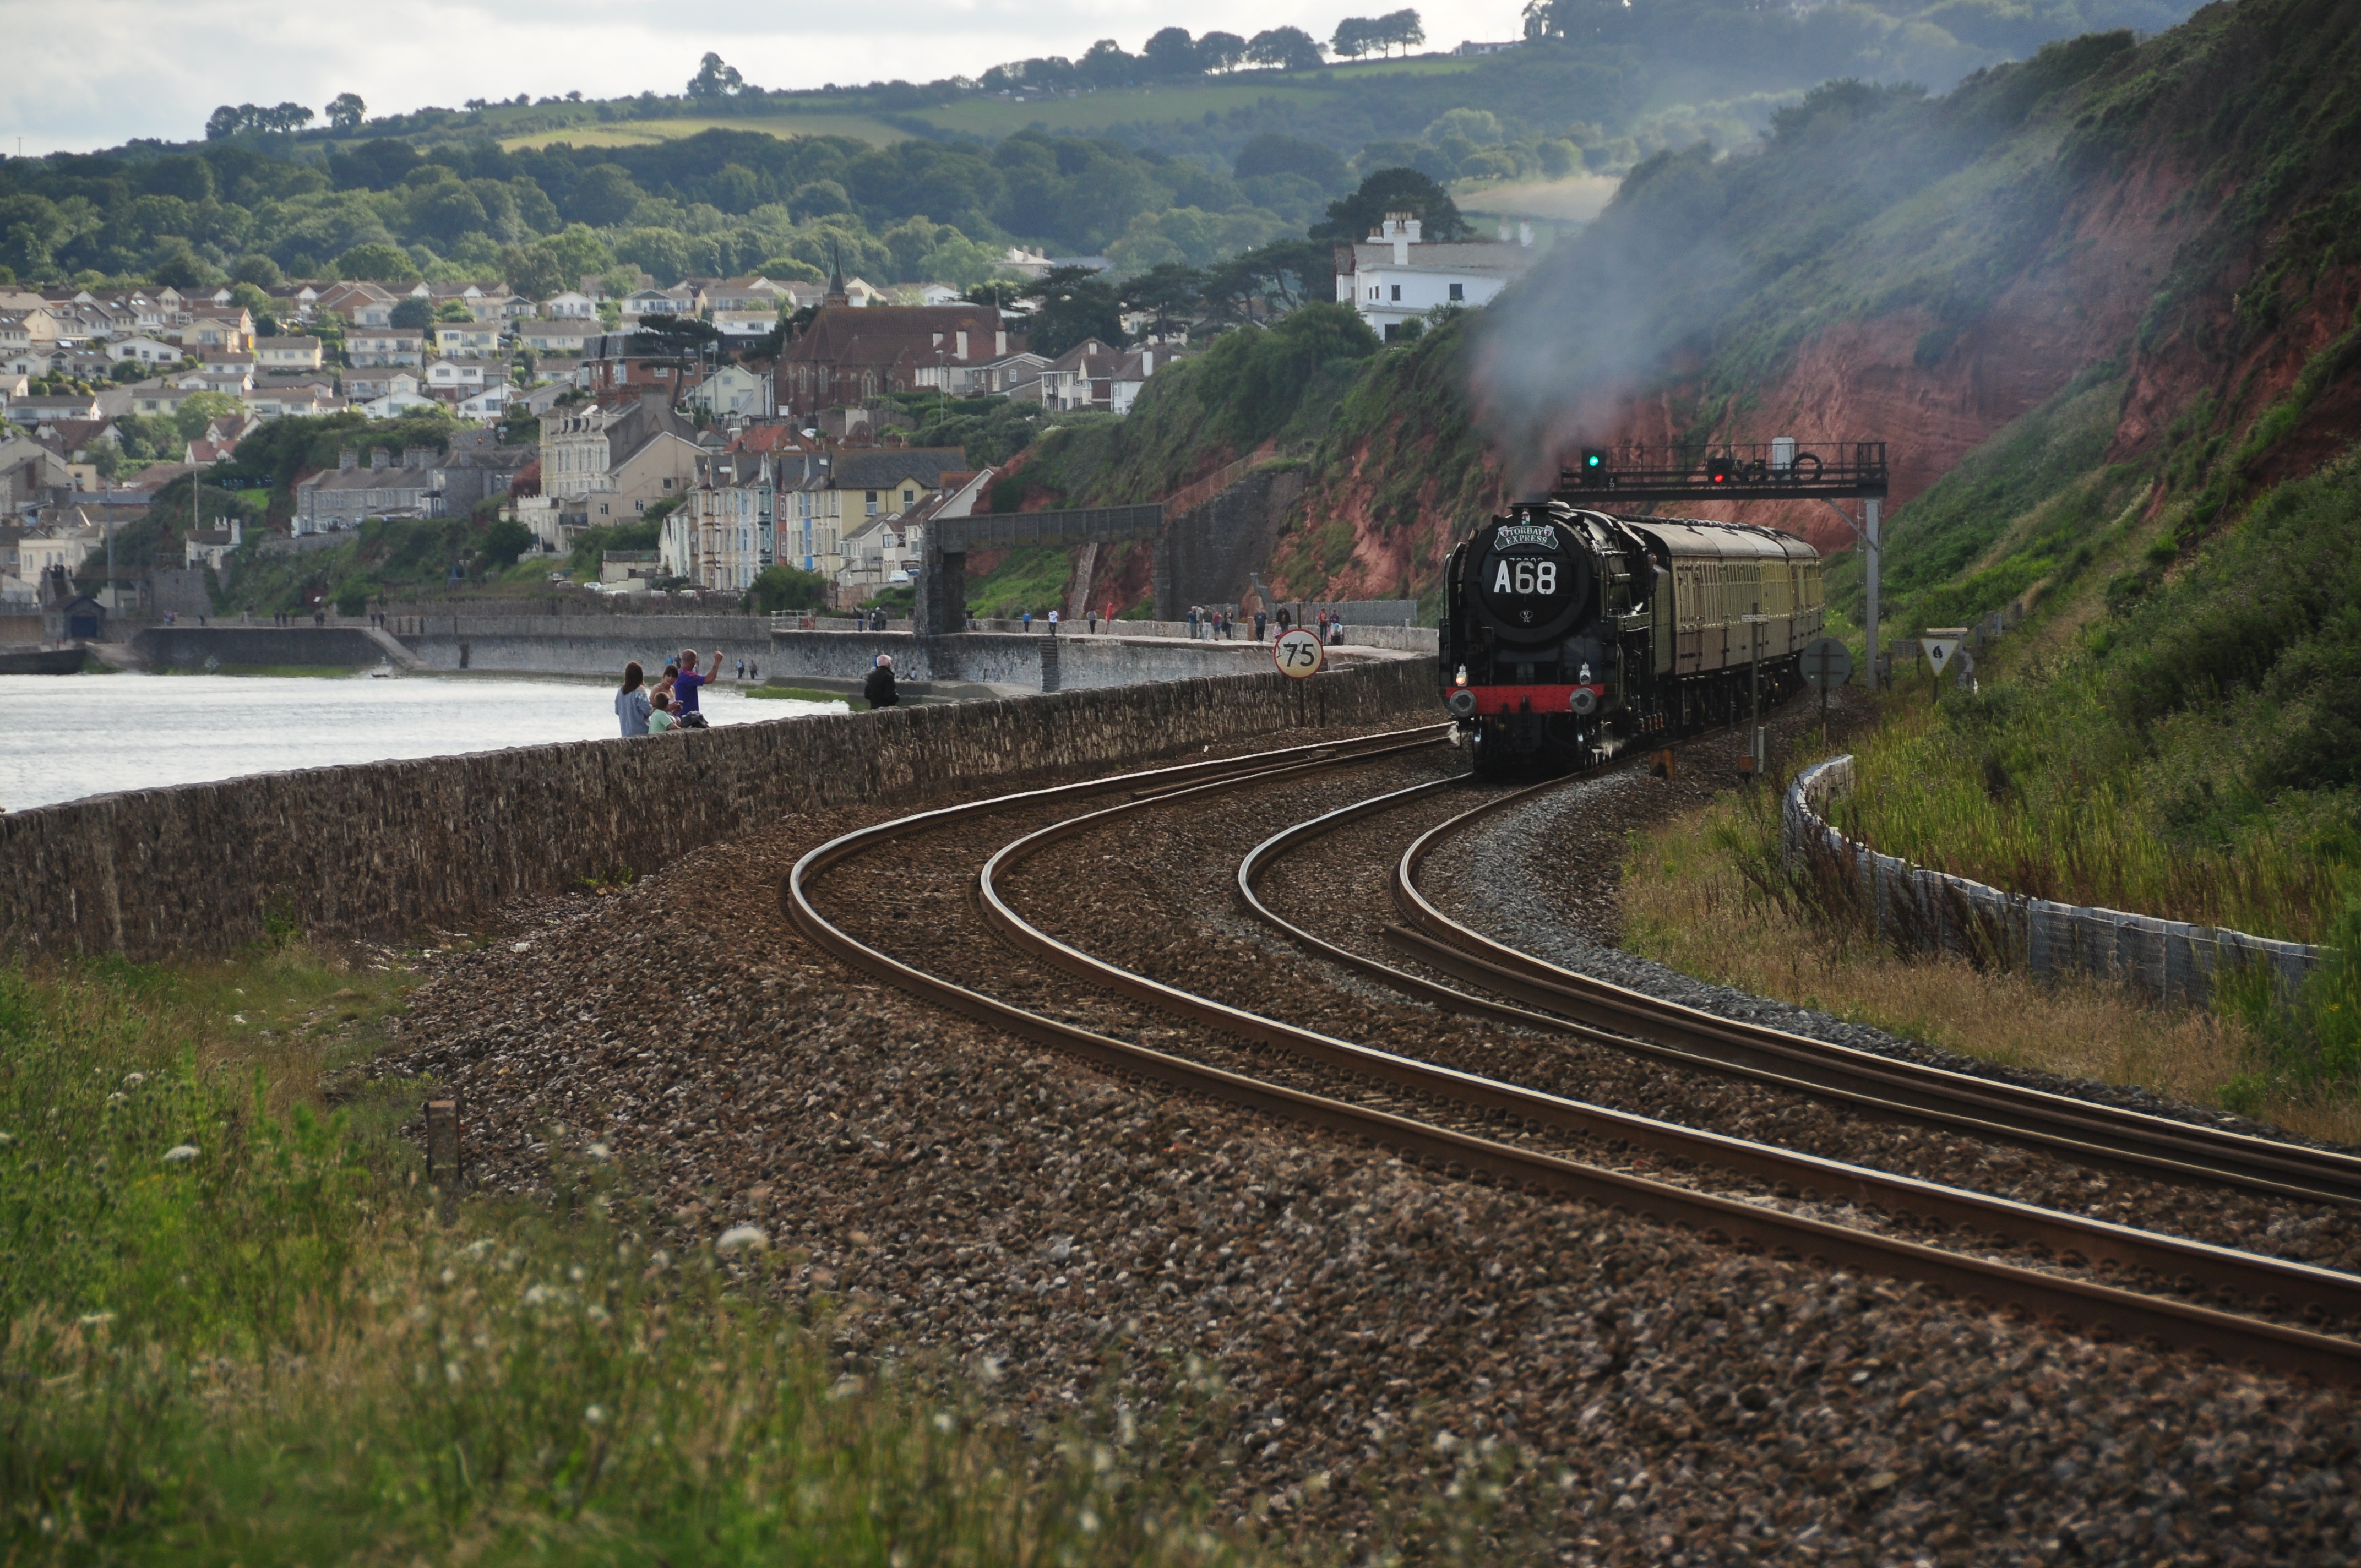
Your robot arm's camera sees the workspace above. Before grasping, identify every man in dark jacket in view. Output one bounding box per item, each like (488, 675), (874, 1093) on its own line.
(863, 654), (899, 707)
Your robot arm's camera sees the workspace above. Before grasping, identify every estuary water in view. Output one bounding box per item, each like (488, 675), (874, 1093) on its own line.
(0, 671), (846, 813)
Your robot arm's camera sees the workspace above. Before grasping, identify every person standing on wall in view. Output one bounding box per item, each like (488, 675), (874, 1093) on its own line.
(616, 661), (651, 736)
(1087, 607), (1098, 634)
(1048, 608), (1059, 636)
(864, 653), (899, 708)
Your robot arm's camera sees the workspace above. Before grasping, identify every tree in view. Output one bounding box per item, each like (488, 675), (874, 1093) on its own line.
(174, 390), (243, 442)
(1234, 133), (1347, 188)
(204, 101), (314, 137)
(231, 253), (284, 290)
(1120, 263), (1205, 337)
(327, 92), (367, 131)
(481, 518), (535, 568)
(1141, 27), (1201, 78)
(1310, 167), (1472, 241)
(389, 297), (435, 330)
(570, 164), (644, 227)
(688, 52), (746, 99)
(1246, 26), (1325, 69)
(1203, 239), (1334, 319)
(1021, 266), (1126, 358)
(1330, 18), (1379, 58)
(748, 563), (830, 612)
(1376, 8), (1426, 53)
(1198, 31), (1248, 71)
(1076, 39), (1137, 89)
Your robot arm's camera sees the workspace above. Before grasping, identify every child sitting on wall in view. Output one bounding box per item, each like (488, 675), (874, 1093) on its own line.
(648, 692), (677, 733)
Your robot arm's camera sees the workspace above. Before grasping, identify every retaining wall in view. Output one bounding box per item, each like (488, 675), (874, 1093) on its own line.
(1784, 755), (2322, 1004)
(0, 658), (1431, 961)
(137, 625), (383, 668)
(759, 630), (1340, 691)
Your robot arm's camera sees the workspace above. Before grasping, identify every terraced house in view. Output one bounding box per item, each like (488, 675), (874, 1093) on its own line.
(777, 446), (969, 582)
(665, 449), (777, 591)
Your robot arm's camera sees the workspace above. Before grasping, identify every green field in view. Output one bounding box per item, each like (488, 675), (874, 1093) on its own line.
(499, 112), (911, 150)
(1450, 172), (1619, 227)
(492, 60), (1488, 152)
(906, 58), (1480, 139)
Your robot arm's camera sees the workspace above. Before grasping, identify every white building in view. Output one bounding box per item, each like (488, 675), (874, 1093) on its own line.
(686, 363), (774, 419)
(1334, 214), (1543, 341)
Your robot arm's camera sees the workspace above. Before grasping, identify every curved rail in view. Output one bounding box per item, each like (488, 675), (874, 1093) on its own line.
(785, 746), (2361, 1385)
(1384, 780), (2361, 1208)
(973, 776), (2361, 1330)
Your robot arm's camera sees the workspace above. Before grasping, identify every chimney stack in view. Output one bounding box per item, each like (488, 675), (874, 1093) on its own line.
(1519, 220), (1535, 248)
(369, 447), (389, 470)
(339, 447), (357, 470)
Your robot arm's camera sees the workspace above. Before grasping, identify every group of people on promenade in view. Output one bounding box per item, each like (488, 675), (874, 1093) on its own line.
(614, 648), (725, 736)
(1185, 605), (1351, 644)
(616, 644), (894, 734)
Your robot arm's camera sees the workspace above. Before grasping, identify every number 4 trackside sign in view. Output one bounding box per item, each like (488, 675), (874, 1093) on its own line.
(1273, 628), (1325, 680)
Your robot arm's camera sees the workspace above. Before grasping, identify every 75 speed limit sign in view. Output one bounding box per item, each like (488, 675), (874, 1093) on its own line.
(1272, 628), (1325, 679)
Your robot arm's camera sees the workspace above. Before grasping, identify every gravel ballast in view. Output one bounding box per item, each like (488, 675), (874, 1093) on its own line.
(380, 717), (2361, 1564)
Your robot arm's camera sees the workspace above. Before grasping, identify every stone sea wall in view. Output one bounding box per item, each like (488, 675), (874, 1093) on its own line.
(1, 660), (1432, 961)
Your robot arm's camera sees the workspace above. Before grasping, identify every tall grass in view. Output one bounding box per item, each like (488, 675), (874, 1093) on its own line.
(1619, 784), (2361, 1144)
(0, 955), (1262, 1563)
(1834, 681), (2345, 942)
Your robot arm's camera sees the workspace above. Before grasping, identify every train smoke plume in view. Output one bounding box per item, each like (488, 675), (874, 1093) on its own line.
(1470, 148), (1744, 498)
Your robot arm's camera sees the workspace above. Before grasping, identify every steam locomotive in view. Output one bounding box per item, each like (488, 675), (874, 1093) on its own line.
(1438, 502), (1825, 775)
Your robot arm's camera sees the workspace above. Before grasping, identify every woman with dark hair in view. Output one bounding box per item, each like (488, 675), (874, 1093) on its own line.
(616, 661), (651, 736)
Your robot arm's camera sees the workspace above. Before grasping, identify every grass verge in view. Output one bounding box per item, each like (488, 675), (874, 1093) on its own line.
(0, 947), (1271, 1562)
(1619, 782), (2361, 1147)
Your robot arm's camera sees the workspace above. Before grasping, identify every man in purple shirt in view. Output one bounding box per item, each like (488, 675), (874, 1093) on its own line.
(674, 648), (721, 716)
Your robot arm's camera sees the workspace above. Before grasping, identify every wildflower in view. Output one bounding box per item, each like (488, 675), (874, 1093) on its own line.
(933, 1411), (956, 1433)
(716, 1225), (770, 1255)
(79, 1311), (116, 1328)
(123, 1072), (145, 1087)
(584, 1403), (607, 1425)
(1078, 1509), (1102, 1536)
(586, 1142), (613, 1160)
(162, 1144), (200, 1164)
(1432, 1430), (1460, 1454)
(231, 1014), (248, 1025)
(106, 1092), (127, 1106)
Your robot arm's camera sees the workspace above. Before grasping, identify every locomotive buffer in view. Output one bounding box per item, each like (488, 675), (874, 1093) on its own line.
(1557, 439), (1891, 688)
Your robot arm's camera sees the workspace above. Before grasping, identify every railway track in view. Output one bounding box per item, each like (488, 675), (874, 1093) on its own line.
(785, 726), (2361, 1387)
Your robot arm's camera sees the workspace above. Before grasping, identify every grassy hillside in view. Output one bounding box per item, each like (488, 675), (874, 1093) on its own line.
(499, 113), (911, 150)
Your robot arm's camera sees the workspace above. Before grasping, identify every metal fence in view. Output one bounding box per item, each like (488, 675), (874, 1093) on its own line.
(1784, 756), (2322, 1005)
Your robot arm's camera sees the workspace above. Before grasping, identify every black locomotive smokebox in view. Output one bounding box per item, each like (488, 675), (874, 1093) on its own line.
(1475, 514), (1591, 643)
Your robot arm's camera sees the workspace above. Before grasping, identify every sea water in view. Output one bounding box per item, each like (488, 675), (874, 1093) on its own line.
(0, 671), (846, 813)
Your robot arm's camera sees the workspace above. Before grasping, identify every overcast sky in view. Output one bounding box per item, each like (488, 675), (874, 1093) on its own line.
(1, 0), (1526, 155)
